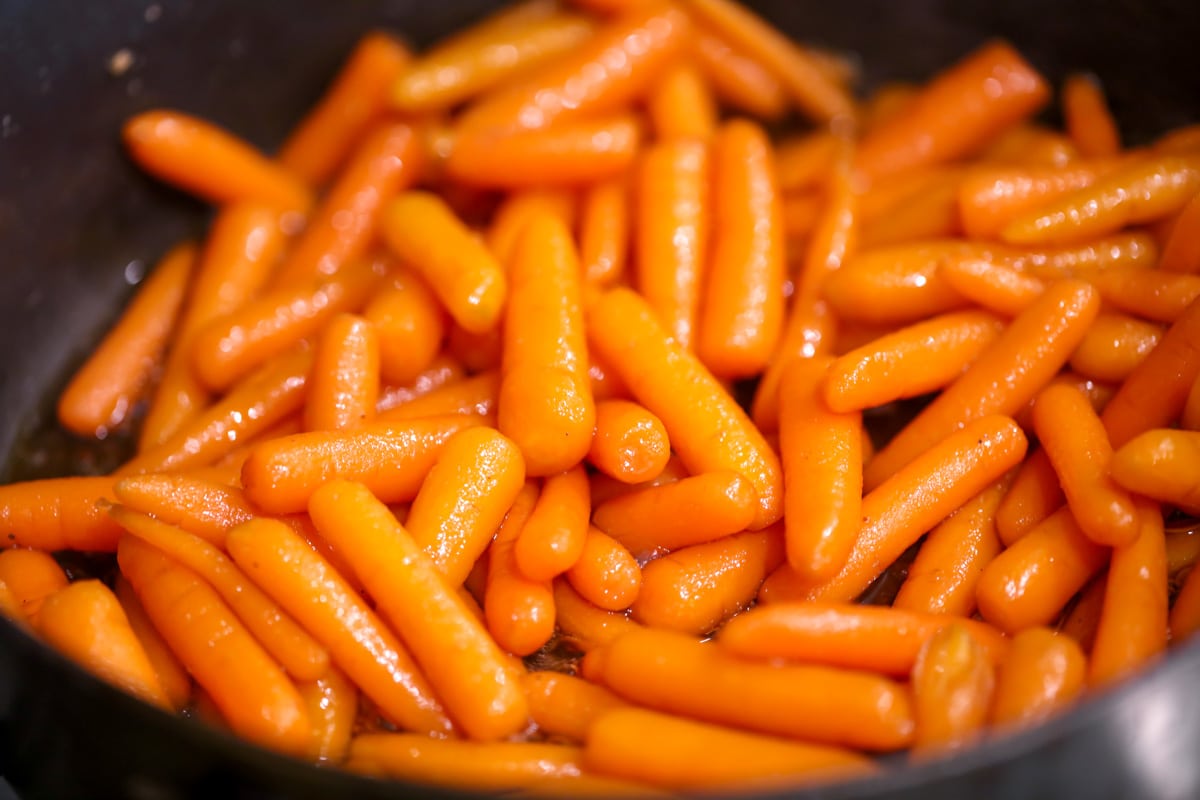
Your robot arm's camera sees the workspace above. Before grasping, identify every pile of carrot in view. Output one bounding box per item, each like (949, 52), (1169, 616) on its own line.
(4, 0), (1200, 793)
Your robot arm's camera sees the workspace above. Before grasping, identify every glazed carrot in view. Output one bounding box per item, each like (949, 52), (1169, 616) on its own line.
(310, 480), (528, 741)
(487, 189), (578, 267)
(0, 476), (120, 552)
(1171, 555), (1200, 641)
(589, 453), (688, 507)
(1060, 73), (1121, 158)
(855, 42), (1050, 181)
(591, 627), (915, 751)
(995, 450), (1062, 546)
(521, 670), (627, 742)
(958, 161), (1126, 238)
(123, 110), (311, 211)
(376, 370), (498, 423)
(939, 259), (1045, 317)
(865, 280), (1098, 489)
(586, 400), (669, 485)
(191, 258), (378, 391)
(690, 30), (789, 120)
(718, 602), (1007, 676)
(1013, 372), (1115, 431)
(211, 413), (305, 477)
(697, 119), (786, 378)
(1002, 155), (1200, 245)
(894, 475), (1010, 617)
(1184, 377), (1200, 431)
(910, 624), (995, 752)
(586, 708), (873, 791)
(647, 62), (717, 141)
(589, 288), (783, 529)
(406, 427), (526, 587)
(36, 579), (170, 709)
(775, 132), (838, 193)
(1159, 190), (1200, 273)
(118, 536), (309, 752)
(1088, 268), (1200, 324)
(1068, 313), (1162, 384)
(393, 4), (593, 113)
(498, 211), (595, 476)
(223, 518), (451, 735)
(485, 482), (556, 656)
(990, 628), (1087, 727)
(632, 527), (784, 634)
(109, 505), (330, 681)
(635, 139), (710, 348)
(113, 576), (191, 711)
(120, 349), (312, 476)
(298, 667), (357, 763)
(348, 735), (582, 790)
(863, 173), (966, 247)
(272, 122), (422, 288)
(565, 527), (641, 611)
(579, 178), (630, 287)
(241, 414), (482, 514)
(363, 270), (446, 387)
(304, 313), (379, 432)
(1089, 502), (1168, 686)
(58, 241), (194, 437)
(777, 358), (861, 580)
(976, 508), (1109, 634)
(982, 124), (1080, 168)
(0, 548), (65, 620)
(858, 168), (960, 228)
(375, 354), (465, 413)
(1018, 232), (1159, 279)
(1110, 429), (1200, 515)
(515, 466), (590, 581)
(458, 4), (690, 134)
(823, 311), (1005, 413)
(112, 474), (256, 547)
(554, 578), (642, 651)
(821, 242), (973, 326)
(686, 0), (855, 122)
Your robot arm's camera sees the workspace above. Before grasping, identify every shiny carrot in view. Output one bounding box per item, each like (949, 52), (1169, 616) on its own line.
(821, 242), (973, 326)
(1062, 74), (1121, 158)
(1068, 312), (1162, 384)
(647, 62), (717, 141)
(941, 258), (1045, 316)
(375, 354), (465, 413)
(0, 476), (120, 552)
(861, 82), (918, 132)
(298, 667), (358, 763)
(485, 482), (556, 656)
(565, 527), (641, 612)
(376, 370), (497, 423)
(579, 177), (630, 287)
(690, 30), (789, 120)
(112, 576), (191, 711)
(957, 161), (1125, 238)
(363, 269), (446, 388)
(487, 189), (578, 267)
(910, 624), (995, 753)
(1110, 429), (1200, 515)
(347, 735), (582, 790)
(304, 313), (379, 432)
(1087, 267), (1200, 323)
(775, 131), (838, 193)
(990, 628), (1087, 728)
(982, 124), (1080, 168)
(112, 474), (257, 547)
(1159, 190), (1200, 273)
(586, 399), (670, 484)
(521, 670), (627, 743)
(0, 548), (67, 620)
(995, 449), (1063, 546)
(860, 169), (966, 247)
(515, 465), (590, 581)
(554, 577), (642, 652)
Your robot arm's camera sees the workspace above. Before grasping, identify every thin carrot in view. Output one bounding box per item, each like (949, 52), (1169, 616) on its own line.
(521, 670), (627, 743)
(910, 624), (995, 753)
(990, 628), (1087, 728)
(515, 465), (590, 581)
(586, 399), (670, 484)
(347, 735), (582, 790)
(376, 370), (497, 423)
(112, 576), (191, 711)
(1062, 73), (1121, 158)
(1171, 554), (1200, 641)
(363, 269), (446, 387)
(1088, 268), (1200, 324)
(1159, 190), (1200, 273)
(940, 258), (1046, 317)
(58, 241), (194, 437)
(485, 482), (556, 656)
(579, 177), (630, 287)
(995, 449), (1062, 546)
(957, 160), (1127, 238)
(487, 189), (578, 267)
(690, 30), (789, 121)
(0, 548), (67, 620)
(304, 313), (379, 432)
(298, 667), (358, 763)
(565, 526), (641, 612)
(0, 476), (120, 552)
(647, 62), (717, 141)
(112, 474), (257, 547)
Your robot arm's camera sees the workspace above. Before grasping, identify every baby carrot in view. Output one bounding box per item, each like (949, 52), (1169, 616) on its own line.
(990, 628), (1087, 728)
(1062, 74), (1121, 158)
(939, 259), (1045, 317)
(485, 482), (556, 656)
(112, 474), (257, 547)
(697, 119), (786, 378)
(553, 578), (642, 651)
(58, 241), (194, 437)
(980, 124), (1079, 169)
(0, 476), (120, 552)
(976, 508), (1110, 634)
(995, 450), (1063, 546)
(123, 110), (311, 211)
(363, 269), (446, 388)
(375, 354), (465, 413)
(566, 527), (641, 611)
(298, 667), (357, 763)
(1089, 502), (1168, 686)
(910, 624), (995, 753)
(647, 62), (717, 141)
(487, 189), (578, 267)
(579, 178), (630, 287)
(957, 161), (1125, 238)
(823, 310), (1005, 413)
(241, 414), (482, 514)
(1068, 312), (1162, 384)
(113, 576), (191, 711)
(585, 708), (873, 791)
(224, 518), (451, 735)
(0, 548), (66, 620)
(498, 211), (595, 476)
(521, 670), (627, 743)
(855, 42), (1050, 181)
(406, 426), (526, 586)
(589, 452), (687, 507)
(632, 527), (784, 635)
(1110, 429), (1200, 515)
(310, 480), (528, 741)
(304, 313), (380, 432)
(1171, 555), (1200, 641)
(865, 279), (1098, 489)
(1159, 190), (1200, 273)
(515, 465), (590, 581)
(586, 399), (670, 484)
(1088, 268), (1200, 324)
(118, 536), (310, 753)
(347, 735), (582, 790)
(860, 168), (966, 247)
(588, 288), (784, 529)
(690, 30), (789, 121)
(821, 242), (973, 326)
(592, 627), (915, 751)
(376, 370), (497, 423)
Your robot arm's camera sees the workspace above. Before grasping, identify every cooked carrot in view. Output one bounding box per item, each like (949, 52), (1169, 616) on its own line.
(995, 450), (1062, 547)
(635, 139), (710, 349)
(406, 426), (526, 587)
(118, 536), (309, 752)
(1068, 312), (1162, 385)
(565, 527), (641, 611)
(589, 288), (783, 529)
(589, 453), (688, 507)
(485, 482), (556, 656)
(1089, 501), (1168, 686)
(821, 242), (973, 326)
(58, 241), (194, 437)
(375, 354), (465, 413)
(376, 370), (497, 423)
(697, 119), (786, 378)
(860, 168), (965, 246)
(941, 258), (1045, 317)
(298, 667), (357, 763)
(690, 30), (789, 120)
(498, 211), (595, 476)
(585, 708), (872, 791)
(860, 81), (918, 131)
(858, 168), (961, 229)
(591, 627), (914, 751)
(554, 577), (642, 651)
(109, 505), (330, 682)
(272, 122), (422, 288)
(1154, 123), (1200, 155)
(1088, 267), (1200, 324)
(990, 628), (1087, 727)
(647, 62), (717, 141)
(1019, 232), (1159, 279)
(515, 465), (590, 581)
(586, 400), (670, 484)
(775, 132), (838, 193)
(304, 313), (379, 432)
(112, 474), (256, 547)
(976, 508), (1109, 634)
(982, 124), (1080, 168)
(0, 476), (120, 552)
(1171, 554), (1200, 641)
(123, 110), (311, 210)
(487, 189), (578, 267)
(363, 269), (446, 387)
(348, 735), (582, 790)
(854, 42), (1049, 181)
(521, 670), (627, 742)
(1159, 190), (1200, 273)
(632, 527), (783, 635)
(1110, 429), (1200, 515)
(579, 178), (630, 287)
(113, 576), (191, 711)
(223, 518), (451, 735)
(211, 413), (305, 478)
(241, 414), (482, 514)
(1062, 74), (1121, 158)
(1184, 377), (1200, 432)
(910, 624), (995, 752)
(0, 548), (66, 620)
(958, 160), (1127, 238)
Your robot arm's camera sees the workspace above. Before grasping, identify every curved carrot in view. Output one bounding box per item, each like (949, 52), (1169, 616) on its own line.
(485, 482), (556, 656)
(1171, 552), (1200, 641)
(0, 548), (66, 620)
(112, 474), (257, 547)
(487, 189), (578, 267)
(1089, 268), (1200, 324)
(910, 624), (995, 753)
(990, 627), (1087, 728)
(515, 465), (590, 581)
(113, 576), (191, 711)
(304, 313), (379, 432)
(58, 241), (194, 437)
(375, 354), (465, 413)
(521, 670), (627, 742)
(565, 527), (641, 611)
(376, 370), (497, 423)
(995, 449), (1063, 546)
(647, 62), (717, 141)
(690, 30), (788, 120)
(553, 577), (642, 651)
(586, 399), (670, 484)
(123, 110), (311, 211)
(298, 667), (358, 763)
(0, 477), (119, 552)
(940, 257), (1046, 317)
(579, 178), (630, 287)
(347, 735), (582, 790)
(1069, 312), (1162, 386)
(957, 160), (1126, 238)
(1062, 74), (1121, 158)
(1159, 190), (1200, 273)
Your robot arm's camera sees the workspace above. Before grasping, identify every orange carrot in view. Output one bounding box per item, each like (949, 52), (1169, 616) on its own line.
(586, 399), (670, 484)
(982, 124), (1080, 168)
(347, 735), (582, 790)
(589, 453), (688, 507)
(990, 628), (1087, 728)
(647, 62), (717, 141)
(304, 313), (380, 431)
(775, 132), (838, 193)
(298, 667), (358, 763)
(1159, 190), (1200, 273)
(515, 466), (590, 581)
(363, 269), (446, 388)
(860, 168), (965, 246)
(1110, 429), (1200, 515)
(112, 576), (191, 711)
(375, 354), (465, 413)
(910, 624), (995, 752)
(1062, 74), (1121, 158)
(485, 482), (556, 656)
(376, 370), (497, 423)
(995, 449), (1063, 546)
(957, 160), (1127, 238)
(1068, 312), (1163, 385)
(487, 189), (578, 267)
(565, 527), (641, 612)
(931, 257), (1032, 319)
(1088, 267), (1200, 323)
(554, 577), (642, 651)
(521, 670), (627, 742)
(0, 548), (67, 620)
(0, 477), (120, 552)
(580, 177), (630, 287)
(690, 30), (789, 121)
(112, 474), (257, 547)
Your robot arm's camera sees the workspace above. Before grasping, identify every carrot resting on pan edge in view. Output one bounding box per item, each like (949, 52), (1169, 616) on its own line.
(5, 0), (1200, 793)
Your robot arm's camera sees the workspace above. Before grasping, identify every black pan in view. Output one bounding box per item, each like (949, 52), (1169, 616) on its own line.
(2, 1), (1200, 798)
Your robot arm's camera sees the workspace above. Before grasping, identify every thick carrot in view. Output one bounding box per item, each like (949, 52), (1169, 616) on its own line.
(223, 518), (451, 735)
(360, 275), (445, 392)
(586, 399), (670, 484)
(854, 42), (1049, 181)
(0, 477), (120, 552)
(113, 576), (191, 711)
(957, 161), (1126, 238)
(995, 449), (1063, 546)
(347, 735), (582, 790)
(487, 189), (578, 267)
(406, 426), (526, 586)
(1062, 74), (1121, 158)
(58, 241), (194, 437)
(376, 370), (497, 423)
(112, 474), (256, 547)
(865, 280), (1098, 489)
(566, 527), (641, 611)
(690, 30), (789, 120)
(123, 110), (311, 210)
(241, 414), (481, 514)
(1159, 190), (1200, 273)
(588, 288), (783, 529)
(553, 577), (642, 651)
(990, 628), (1087, 727)
(579, 178), (630, 287)
(1088, 268), (1200, 324)
(118, 536), (310, 753)
(485, 486), (556, 656)
(647, 62), (717, 141)
(298, 667), (358, 763)
(1171, 554), (1200, 641)
(591, 627), (915, 751)
(521, 670), (627, 742)
(1111, 429), (1200, 515)
(1067, 313), (1162, 383)
(304, 313), (379, 431)
(910, 624), (995, 752)
(515, 465), (590, 581)
(821, 242), (973, 326)
(0, 548), (67, 620)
